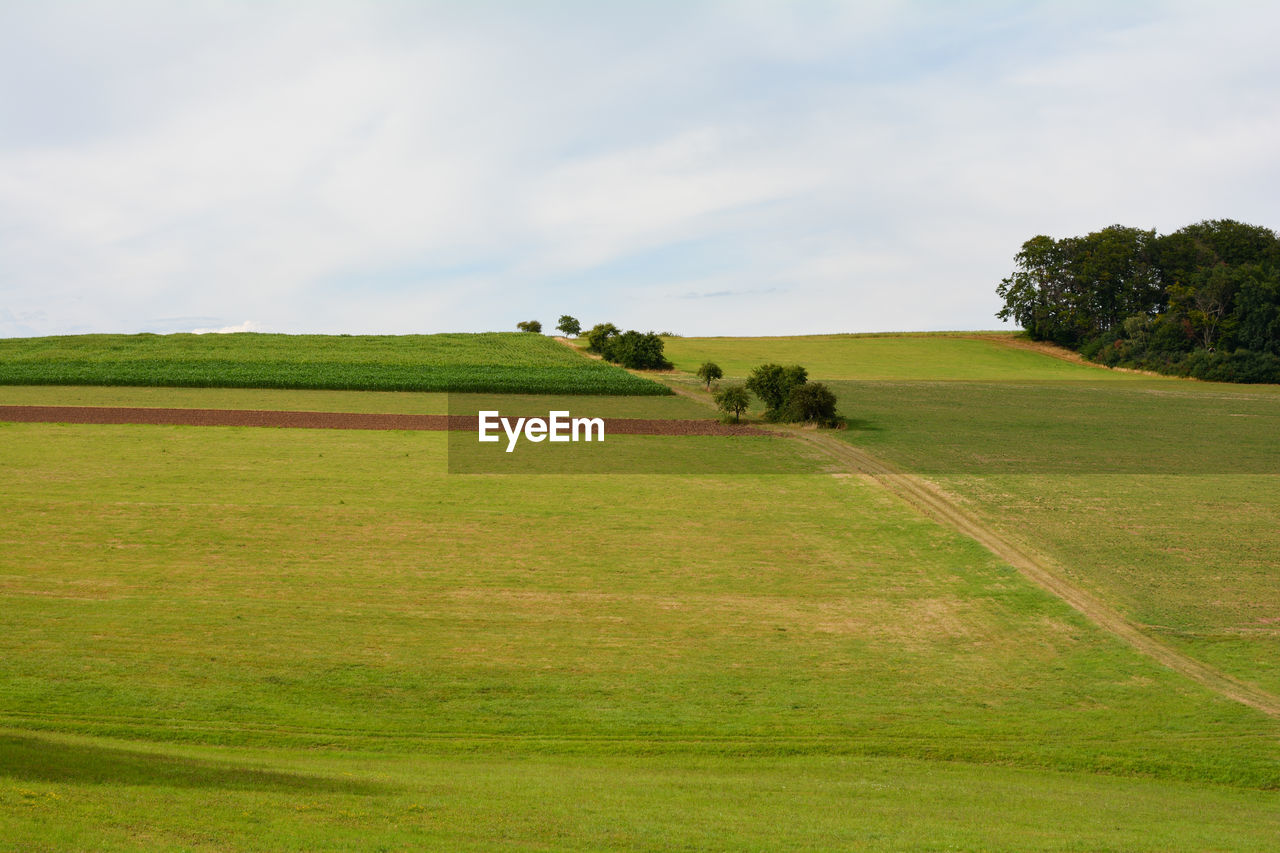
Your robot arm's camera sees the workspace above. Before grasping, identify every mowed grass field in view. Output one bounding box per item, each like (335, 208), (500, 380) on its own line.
(1, 418), (1278, 850)
(2, 333), (1279, 849)
(670, 333), (1280, 699)
(0, 385), (710, 420)
(662, 331), (1141, 381)
(0, 332), (668, 395)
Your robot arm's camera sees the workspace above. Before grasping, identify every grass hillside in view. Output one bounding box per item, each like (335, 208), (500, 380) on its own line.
(662, 332), (1140, 381)
(672, 333), (1280, 700)
(0, 332), (669, 395)
(1, 332), (1277, 849)
(1, 420), (1277, 849)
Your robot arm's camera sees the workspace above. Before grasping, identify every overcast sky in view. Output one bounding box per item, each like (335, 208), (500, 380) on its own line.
(2, 1), (1277, 337)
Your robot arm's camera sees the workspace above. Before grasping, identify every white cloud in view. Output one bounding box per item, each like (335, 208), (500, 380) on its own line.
(2, 1), (1278, 337)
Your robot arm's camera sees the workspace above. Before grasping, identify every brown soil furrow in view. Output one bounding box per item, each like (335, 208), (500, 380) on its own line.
(0, 405), (769, 436)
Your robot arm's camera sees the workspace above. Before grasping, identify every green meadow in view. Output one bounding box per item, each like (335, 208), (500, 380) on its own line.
(1, 333), (1278, 849)
(0, 385), (709, 419)
(675, 333), (1280, 708)
(661, 332), (1141, 381)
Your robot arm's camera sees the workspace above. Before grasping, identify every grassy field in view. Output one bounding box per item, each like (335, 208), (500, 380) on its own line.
(661, 332), (1143, 381)
(1, 417), (1278, 848)
(668, 333), (1280, 705)
(2, 333), (1278, 848)
(0, 385), (710, 419)
(831, 377), (1280, 475)
(5, 742), (1278, 851)
(0, 332), (669, 395)
(825, 377), (1280, 696)
(940, 473), (1280, 697)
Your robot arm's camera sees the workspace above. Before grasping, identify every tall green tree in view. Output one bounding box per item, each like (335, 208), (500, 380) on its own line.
(745, 364), (807, 416)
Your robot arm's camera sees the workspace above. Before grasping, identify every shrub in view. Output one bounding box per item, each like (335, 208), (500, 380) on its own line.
(516, 320), (542, 333)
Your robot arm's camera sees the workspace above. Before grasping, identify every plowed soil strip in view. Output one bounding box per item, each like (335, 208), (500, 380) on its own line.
(0, 405), (769, 437)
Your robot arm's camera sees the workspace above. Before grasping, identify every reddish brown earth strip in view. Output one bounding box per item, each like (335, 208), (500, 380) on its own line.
(0, 405), (770, 437)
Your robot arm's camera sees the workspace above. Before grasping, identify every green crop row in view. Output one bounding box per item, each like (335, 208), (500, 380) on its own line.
(0, 333), (671, 395)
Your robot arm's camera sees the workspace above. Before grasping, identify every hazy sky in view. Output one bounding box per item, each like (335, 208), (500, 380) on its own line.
(2, 1), (1277, 337)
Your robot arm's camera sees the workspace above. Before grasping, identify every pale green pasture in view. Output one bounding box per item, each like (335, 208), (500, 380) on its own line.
(661, 333), (1139, 381)
(0, 423), (1274, 785)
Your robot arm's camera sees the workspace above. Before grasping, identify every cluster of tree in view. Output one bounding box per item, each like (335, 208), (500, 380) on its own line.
(583, 322), (672, 370)
(515, 316), (583, 336)
(515, 315), (672, 370)
(712, 363), (840, 426)
(996, 219), (1280, 383)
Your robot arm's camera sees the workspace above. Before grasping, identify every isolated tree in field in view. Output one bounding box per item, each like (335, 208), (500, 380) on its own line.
(516, 320), (542, 333)
(714, 384), (750, 423)
(745, 363), (808, 417)
(696, 361), (723, 389)
(556, 315), (581, 337)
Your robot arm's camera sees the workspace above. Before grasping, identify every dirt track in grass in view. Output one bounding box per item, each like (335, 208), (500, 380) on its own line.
(0, 405), (770, 436)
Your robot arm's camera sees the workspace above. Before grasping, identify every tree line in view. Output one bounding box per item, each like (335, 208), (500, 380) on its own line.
(996, 219), (1280, 382)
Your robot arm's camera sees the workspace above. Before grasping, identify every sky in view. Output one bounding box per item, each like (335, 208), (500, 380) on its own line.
(1, 1), (1277, 338)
